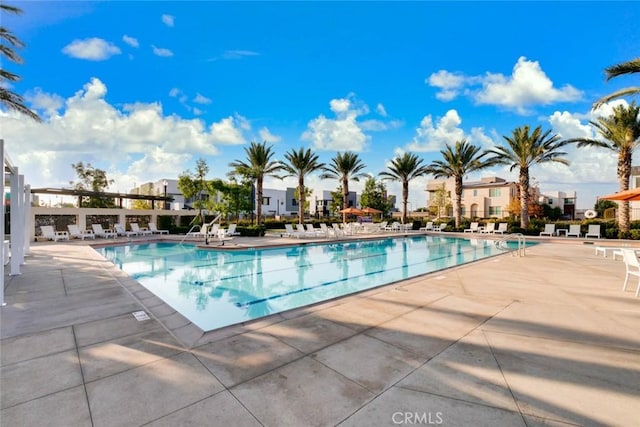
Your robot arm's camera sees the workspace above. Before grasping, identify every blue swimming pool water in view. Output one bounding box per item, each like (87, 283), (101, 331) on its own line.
(98, 236), (522, 331)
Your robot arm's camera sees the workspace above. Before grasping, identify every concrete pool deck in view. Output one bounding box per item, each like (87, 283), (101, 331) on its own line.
(1, 233), (639, 426)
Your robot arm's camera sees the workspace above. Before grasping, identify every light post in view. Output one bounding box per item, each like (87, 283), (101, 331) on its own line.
(163, 180), (168, 210)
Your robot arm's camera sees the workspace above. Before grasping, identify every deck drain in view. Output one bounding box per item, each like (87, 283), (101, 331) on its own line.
(132, 310), (150, 321)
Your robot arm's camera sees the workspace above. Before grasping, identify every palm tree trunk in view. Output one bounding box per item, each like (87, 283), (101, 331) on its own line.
(454, 175), (463, 228)
(618, 150), (632, 233)
(520, 167), (530, 228)
(256, 177), (263, 226)
(298, 177), (305, 224)
(342, 178), (349, 223)
(402, 181), (409, 224)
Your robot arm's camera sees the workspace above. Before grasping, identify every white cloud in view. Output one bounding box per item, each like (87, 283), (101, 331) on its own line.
(222, 50), (259, 60)
(61, 37), (121, 61)
(152, 45), (173, 57)
(302, 96), (370, 151)
(2, 78), (248, 191)
(122, 35), (139, 48)
(376, 103), (387, 117)
(25, 88), (64, 118)
(406, 109), (467, 152)
(427, 57), (583, 114)
(161, 14), (175, 27)
(193, 93), (212, 104)
(259, 127), (282, 143)
(427, 70), (466, 101)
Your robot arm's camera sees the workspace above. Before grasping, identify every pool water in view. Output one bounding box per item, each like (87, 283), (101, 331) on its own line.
(98, 236), (519, 331)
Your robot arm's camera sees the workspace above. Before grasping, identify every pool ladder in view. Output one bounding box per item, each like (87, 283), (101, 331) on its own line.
(495, 233), (527, 257)
(179, 214), (222, 244)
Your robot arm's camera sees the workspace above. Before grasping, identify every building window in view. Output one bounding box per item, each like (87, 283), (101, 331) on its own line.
(489, 188), (501, 197)
(489, 206), (502, 216)
(564, 198), (575, 205)
(262, 197), (270, 205)
(547, 198), (553, 205)
(291, 198), (298, 206)
(473, 189), (478, 197)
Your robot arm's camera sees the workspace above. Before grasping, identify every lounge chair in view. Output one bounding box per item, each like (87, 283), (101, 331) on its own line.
(130, 223), (153, 236)
(539, 224), (555, 237)
(222, 223), (240, 237)
(331, 223), (345, 238)
(92, 224), (117, 238)
(585, 224), (601, 238)
(115, 224), (138, 237)
(481, 223), (496, 234)
(284, 223), (306, 238)
(41, 225), (69, 242)
(494, 223), (508, 234)
(148, 223), (169, 235)
(419, 221), (434, 231)
(305, 223), (325, 237)
(464, 222), (480, 233)
(620, 249), (640, 297)
(296, 223), (316, 237)
(187, 223), (216, 239)
(566, 224), (581, 238)
(319, 223), (333, 237)
(67, 224), (95, 240)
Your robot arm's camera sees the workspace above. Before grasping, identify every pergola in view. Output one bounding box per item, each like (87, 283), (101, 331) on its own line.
(30, 187), (174, 208)
(2, 139), (27, 306)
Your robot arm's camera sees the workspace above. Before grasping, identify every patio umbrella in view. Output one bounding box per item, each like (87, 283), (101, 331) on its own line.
(600, 188), (640, 201)
(339, 206), (364, 222)
(361, 207), (382, 214)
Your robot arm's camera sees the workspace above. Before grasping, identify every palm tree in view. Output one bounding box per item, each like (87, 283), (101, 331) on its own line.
(280, 147), (325, 223)
(594, 58), (640, 109)
(0, 3), (40, 121)
(426, 140), (497, 228)
(379, 152), (429, 225)
(485, 126), (571, 229)
(228, 141), (283, 226)
(320, 152), (367, 223)
(569, 102), (640, 234)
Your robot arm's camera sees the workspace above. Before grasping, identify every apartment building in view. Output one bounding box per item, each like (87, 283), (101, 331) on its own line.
(427, 177), (518, 219)
(538, 190), (577, 219)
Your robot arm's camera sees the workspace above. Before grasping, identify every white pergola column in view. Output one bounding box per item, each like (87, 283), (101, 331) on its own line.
(23, 184), (31, 257)
(10, 170), (24, 275)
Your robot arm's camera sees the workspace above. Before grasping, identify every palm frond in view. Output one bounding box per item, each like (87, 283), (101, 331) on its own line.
(605, 58), (640, 80)
(593, 87), (640, 109)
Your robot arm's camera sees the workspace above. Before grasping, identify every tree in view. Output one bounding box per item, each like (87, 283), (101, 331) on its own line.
(321, 152), (367, 223)
(70, 162), (115, 208)
(426, 140), (496, 228)
(208, 178), (252, 221)
(593, 58), (640, 109)
(229, 141), (283, 226)
(428, 183), (450, 217)
(178, 158), (209, 225)
(0, 3), (40, 121)
(485, 126), (571, 228)
(280, 147), (325, 223)
(379, 153), (429, 224)
(569, 102), (640, 234)
(594, 199), (617, 219)
(359, 176), (393, 216)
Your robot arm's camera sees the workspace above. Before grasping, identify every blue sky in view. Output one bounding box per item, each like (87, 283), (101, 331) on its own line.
(2, 1), (639, 209)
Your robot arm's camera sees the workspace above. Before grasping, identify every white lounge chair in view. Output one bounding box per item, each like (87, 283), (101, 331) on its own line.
(494, 223), (508, 234)
(222, 223), (240, 237)
(187, 223), (216, 239)
(481, 223), (496, 234)
(331, 223), (345, 238)
(148, 223), (169, 235)
(539, 224), (555, 237)
(130, 223), (152, 236)
(305, 223), (325, 237)
(92, 224), (117, 238)
(296, 223), (315, 237)
(464, 222), (480, 233)
(41, 225), (69, 242)
(585, 224), (601, 238)
(284, 223), (306, 238)
(319, 223), (333, 237)
(566, 224), (581, 238)
(620, 248), (640, 297)
(115, 224), (138, 237)
(419, 221), (434, 231)
(67, 224), (95, 240)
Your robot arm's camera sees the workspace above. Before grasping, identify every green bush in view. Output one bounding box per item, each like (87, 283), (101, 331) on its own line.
(237, 226), (266, 237)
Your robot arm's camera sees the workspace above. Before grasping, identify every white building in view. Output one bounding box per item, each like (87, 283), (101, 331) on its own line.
(538, 190), (577, 219)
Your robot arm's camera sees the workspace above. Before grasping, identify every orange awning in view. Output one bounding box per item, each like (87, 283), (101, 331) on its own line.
(600, 188), (640, 201)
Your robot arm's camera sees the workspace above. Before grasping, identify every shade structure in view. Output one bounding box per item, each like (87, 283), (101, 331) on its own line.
(339, 206), (365, 215)
(600, 188), (640, 201)
(361, 206), (382, 214)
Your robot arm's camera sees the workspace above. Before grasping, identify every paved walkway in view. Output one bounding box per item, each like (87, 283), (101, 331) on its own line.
(1, 234), (639, 426)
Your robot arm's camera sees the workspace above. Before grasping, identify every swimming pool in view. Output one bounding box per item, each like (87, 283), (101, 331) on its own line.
(99, 235), (518, 331)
